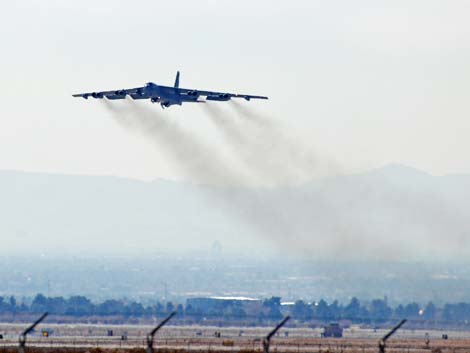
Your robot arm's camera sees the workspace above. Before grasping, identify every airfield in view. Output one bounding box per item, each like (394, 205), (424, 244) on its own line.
(1, 324), (470, 353)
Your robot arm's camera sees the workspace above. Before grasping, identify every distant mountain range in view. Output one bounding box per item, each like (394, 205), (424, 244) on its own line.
(1, 165), (469, 259)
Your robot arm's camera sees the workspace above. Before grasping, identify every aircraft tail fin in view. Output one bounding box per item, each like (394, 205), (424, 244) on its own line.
(174, 71), (180, 88)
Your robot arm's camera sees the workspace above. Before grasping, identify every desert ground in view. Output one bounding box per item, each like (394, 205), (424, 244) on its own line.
(1, 324), (469, 353)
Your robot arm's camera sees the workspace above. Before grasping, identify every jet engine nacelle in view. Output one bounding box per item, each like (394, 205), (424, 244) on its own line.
(186, 90), (199, 97)
(206, 94), (231, 101)
(91, 92), (104, 99)
(151, 97), (160, 103)
(115, 90), (126, 96)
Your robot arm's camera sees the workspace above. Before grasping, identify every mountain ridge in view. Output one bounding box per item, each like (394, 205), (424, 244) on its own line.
(1, 164), (468, 259)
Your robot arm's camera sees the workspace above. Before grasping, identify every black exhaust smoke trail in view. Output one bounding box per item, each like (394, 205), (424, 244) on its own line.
(201, 102), (470, 260)
(231, 100), (341, 183)
(202, 104), (263, 183)
(203, 103), (294, 186)
(102, 100), (416, 259)
(201, 102), (413, 259)
(204, 102), (341, 186)
(200, 103), (372, 257)
(101, 99), (248, 186)
(102, 100), (275, 243)
(229, 100), (272, 127)
(101, 99), (325, 255)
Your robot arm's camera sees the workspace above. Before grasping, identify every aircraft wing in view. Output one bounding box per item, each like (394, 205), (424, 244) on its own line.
(72, 86), (150, 100)
(176, 87), (268, 101)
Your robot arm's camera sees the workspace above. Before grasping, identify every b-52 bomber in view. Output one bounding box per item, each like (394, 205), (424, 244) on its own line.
(73, 71), (268, 108)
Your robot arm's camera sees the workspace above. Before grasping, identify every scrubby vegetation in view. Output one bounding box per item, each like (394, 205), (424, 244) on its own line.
(3, 294), (470, 328)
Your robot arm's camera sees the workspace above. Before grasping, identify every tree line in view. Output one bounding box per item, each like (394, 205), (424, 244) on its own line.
(1, 294), (470, 324)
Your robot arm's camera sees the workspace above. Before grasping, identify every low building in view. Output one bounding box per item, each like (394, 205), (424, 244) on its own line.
(186, 296), (261, 314)
(322, 323), (343, 338)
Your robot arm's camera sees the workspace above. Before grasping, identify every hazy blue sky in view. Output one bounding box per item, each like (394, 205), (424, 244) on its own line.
(2, 1), (470, 261)
(1, 0), (470, 182)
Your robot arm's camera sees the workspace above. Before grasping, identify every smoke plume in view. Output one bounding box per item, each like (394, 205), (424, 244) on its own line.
(102, 99), (249, 186)
(101, 99), (363, 258)
(100, 99), (470, 260)
(203, 102), (340, 187)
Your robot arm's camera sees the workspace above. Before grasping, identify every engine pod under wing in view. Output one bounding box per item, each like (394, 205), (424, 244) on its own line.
(206, 94), (231, 101)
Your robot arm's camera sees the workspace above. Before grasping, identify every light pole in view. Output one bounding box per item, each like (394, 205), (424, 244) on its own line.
(146, 311), (176, 353)
(262, 316), (290, 353)
(18, 312), (48, 353)
(378, 319), (407, 353)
